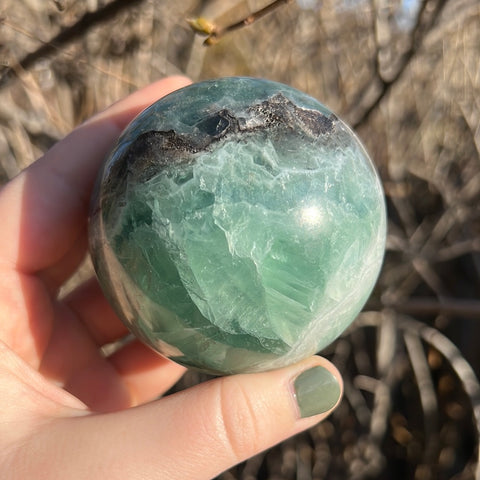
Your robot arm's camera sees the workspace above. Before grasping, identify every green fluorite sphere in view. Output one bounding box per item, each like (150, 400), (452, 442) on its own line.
(89, 77), (386, 375)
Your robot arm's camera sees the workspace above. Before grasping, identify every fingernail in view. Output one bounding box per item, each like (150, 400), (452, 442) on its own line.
(293, 366), (341, 418)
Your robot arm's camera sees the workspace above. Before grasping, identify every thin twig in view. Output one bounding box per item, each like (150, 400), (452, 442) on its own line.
(404, 331), (439, 465)
(188, 0), (293, 46)
(0, 18), (138, 87)
(0, 0), (146, 89)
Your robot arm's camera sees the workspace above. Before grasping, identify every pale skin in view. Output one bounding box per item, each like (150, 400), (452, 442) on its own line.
(0, 76), (343, 480)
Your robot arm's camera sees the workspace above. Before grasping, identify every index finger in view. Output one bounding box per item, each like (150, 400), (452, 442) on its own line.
(0, 76), (191, 273)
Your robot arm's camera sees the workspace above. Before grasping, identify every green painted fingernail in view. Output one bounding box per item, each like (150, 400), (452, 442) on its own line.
(294, 366), (341, 418)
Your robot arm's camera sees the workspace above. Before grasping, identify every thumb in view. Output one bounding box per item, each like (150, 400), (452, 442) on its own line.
(29, 356), (342, 480)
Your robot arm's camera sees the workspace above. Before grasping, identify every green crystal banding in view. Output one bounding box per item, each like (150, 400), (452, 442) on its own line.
(89, 77), (386, 375)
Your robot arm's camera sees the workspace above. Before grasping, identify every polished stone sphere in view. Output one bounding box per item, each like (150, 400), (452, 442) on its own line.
(89, 77), (386, 375)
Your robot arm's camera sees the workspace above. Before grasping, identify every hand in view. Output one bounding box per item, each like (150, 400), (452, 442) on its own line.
(0, 76), (343, 480)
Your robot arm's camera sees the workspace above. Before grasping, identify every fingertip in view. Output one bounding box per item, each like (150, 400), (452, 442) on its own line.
(91, 75), (193, 130)
(200, 357), (343, 466)
(158, 75), (193, 89)
(290, 357), (343, 421)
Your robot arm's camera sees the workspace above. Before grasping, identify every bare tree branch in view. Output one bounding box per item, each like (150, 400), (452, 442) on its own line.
(351, 0), (449, 129)
(0, 0), (147, 89)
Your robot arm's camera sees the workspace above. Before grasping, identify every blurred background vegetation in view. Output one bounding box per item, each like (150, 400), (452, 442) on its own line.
(1, 0), (480, 478)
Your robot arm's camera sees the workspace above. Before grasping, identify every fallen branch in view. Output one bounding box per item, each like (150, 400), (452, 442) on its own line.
(367, 297), (480, 319)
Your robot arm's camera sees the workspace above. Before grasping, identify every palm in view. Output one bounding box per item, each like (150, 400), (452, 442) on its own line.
(0, 266), (130, 412)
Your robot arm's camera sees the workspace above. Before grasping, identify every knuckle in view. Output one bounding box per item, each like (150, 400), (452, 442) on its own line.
(216, 377), (262, 462)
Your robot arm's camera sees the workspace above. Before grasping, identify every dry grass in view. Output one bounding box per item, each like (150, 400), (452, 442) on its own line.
(1, 0), (480, 478)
